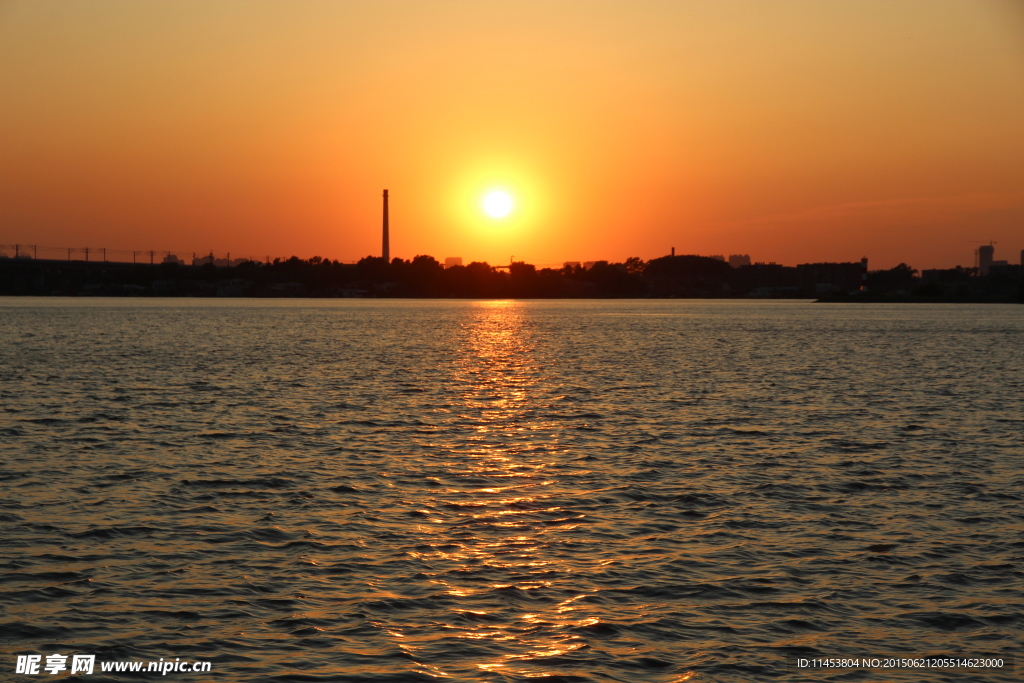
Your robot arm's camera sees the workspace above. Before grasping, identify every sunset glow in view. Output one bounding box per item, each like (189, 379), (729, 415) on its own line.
(1, 1), (1022, 268)
(2, 1), (1022, 674)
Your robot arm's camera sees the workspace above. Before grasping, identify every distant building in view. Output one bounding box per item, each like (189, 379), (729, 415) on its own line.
(583, 261), (598, 270)
(444, 257), (463, 269)
(728, 254), (751, 268)
(978, 244), (994, 276)
(563, 261), (581, 269)
(162, 254), (185, 266)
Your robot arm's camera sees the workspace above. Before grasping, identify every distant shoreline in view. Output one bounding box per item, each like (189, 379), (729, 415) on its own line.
(2, 256), (1021, 303)
(0, 294), (1019, 305)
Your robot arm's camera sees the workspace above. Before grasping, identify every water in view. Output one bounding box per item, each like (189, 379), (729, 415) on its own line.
(1, 298), (1021, 682)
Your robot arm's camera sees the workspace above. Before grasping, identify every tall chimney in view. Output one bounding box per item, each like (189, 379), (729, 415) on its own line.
(382, 189), (390, 263)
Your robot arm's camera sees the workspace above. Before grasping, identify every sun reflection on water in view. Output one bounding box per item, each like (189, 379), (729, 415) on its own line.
(407, 300), (609, 678)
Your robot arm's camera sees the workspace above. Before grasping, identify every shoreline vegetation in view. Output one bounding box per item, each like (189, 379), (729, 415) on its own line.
(1, 254), (1021, 302)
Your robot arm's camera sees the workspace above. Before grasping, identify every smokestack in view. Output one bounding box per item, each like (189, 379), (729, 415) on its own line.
(382, 189), (390, 263)
(671, 246), (675, 257)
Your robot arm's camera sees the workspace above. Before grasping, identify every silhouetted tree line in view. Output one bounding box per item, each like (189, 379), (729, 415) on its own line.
(1, 253), (1021, 301)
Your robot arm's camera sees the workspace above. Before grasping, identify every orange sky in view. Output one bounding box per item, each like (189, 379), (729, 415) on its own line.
(1, 0), (1023, 269)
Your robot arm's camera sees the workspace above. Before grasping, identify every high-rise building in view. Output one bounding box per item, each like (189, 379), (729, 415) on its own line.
(444, 257), (463, 269)
(978, 244), (994, 276)
(728, 254), (751, 268)
(382, 189), (390, 263)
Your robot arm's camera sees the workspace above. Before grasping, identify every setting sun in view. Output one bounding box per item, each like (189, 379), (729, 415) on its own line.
(482, 190), (514, 219)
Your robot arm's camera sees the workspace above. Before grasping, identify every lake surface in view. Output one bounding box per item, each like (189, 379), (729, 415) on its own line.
(1, 298), (1021, 682)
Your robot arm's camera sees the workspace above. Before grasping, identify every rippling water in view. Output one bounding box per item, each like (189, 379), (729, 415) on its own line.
(1, 299), (1021, 682)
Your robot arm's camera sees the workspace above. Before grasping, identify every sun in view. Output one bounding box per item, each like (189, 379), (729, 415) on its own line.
(482, 190), (514, 218)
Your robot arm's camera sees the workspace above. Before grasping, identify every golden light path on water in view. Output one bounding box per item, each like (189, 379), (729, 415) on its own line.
(425, 301), (585, 677)
(393, 301), (693, 681)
